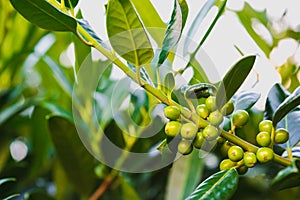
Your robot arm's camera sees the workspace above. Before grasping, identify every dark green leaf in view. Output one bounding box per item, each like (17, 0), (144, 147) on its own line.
(57, 0), (79, 8)
(48, 116), (97, 195)
(166, 151), (204, 200)
(235, 2), (271, 56)
(186, 169), (239, 200)
(121, 177), (141, 200)
(10, 0), (77, 32)
(265, 84), (300, 147)
(216, 55), (256, 108)
(272, 160), (300, 190)
(0, 178), (15, 186)
(106, 0), (153, 65)
(233, 91), (261, 111)
(158, 0), (186, 66)
(130, 0), (166, 45)
(77, 19), (110, 51)
(273, 86), (300, 127)
(183, 0), (216, 53)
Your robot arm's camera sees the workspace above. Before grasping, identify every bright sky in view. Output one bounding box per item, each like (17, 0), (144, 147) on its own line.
(77, 0), (300, 109)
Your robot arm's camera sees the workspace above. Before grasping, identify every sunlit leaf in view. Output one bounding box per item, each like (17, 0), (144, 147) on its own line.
(185, 169), (239, 200)
(106, 0), (153, 66)
(10, 0), (77, 32)
(216, 55), (256, 108)
(57, 0), (79, 8)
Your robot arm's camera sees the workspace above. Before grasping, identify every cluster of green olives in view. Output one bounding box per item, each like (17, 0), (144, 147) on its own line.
(164, 96), (234, 155)
(219, 118), (290, 174)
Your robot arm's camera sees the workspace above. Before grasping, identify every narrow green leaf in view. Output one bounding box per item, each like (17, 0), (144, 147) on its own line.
(158, 0), (187, 66)
(183, 0), (216, 53)
(273, 86), (300, 127)
(272, 160), (300, 190)
(121, 177), (141, 200)
(0, 178), (16, 186)
(106, 0), (153, 65)
(57, 0), (79, 8)
(48, 116), (97, 195)
(166, 151), (204, 200)
(186, 169), (239, 200)
(163, 73), (175, 91)
(233, 91), (261, 111)
(10, 0), (77, 32)
(216, 55), (256, 108)
(3, 194), (20, 200)
(129, 0), (166, 45)
(178, 0), (189, 28)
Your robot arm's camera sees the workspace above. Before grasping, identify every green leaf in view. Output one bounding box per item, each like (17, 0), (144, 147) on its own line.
(10, 0), (77, 32)
(48, 116), (97, 196)
(166, 151), (204, 200)
(163, 73), (175, 91)
(233, 91), (261, 111)
(121, 177), (141, 200)
(3, 194), (20, 200)
(158, 0), (187, 66)
(106, 0), (153, 66)
(129, 0), (166, 45)
(265, 84), (300, 147)
(272, 160), (300, 190)
(216, 55), (256, 108)
(183, 0), (216, 53)
(185, 169), (239, 200)
(57, 0), (79, 8)
(178, 0), (189, 28)
(0, 178), (15, 186)
(273, 86), (300, 127)
(182, 83), (217, 99)
(235, 2), (271, 56)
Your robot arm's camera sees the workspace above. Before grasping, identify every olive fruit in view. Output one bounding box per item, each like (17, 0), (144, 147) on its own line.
(203, 125), (219, 141)
(205, 96), (217, 112)
(193, 132), (205, 149)
(232, 110), (249, 128)
(220, 141), (233, 157)
(256, 132), (271, 147)
(165, 121), (181, 137)
(181, 122), (198, 140)
(243, 152), (257, 168)
(256, 147), (274, 163)
(207, 110), (224, 126)
(228, 146), (244, 162)
(221, 101), (234, 116)
(259, 120), (273, 134)
(275, 128), (289, 144)
(196, 104), (209, 119)
(237, 165), (248, 175)
(164, 106), (181, 120)
(219, 159), (236, 171)
(178, 140), (193, 155)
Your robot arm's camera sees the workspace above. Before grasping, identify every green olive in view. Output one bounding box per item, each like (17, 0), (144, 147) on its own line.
(181, 122), (198, 140)
(275, 128), (289, 144)
(202, 125), (219, 141)
(164, 106), (181, 120)
(205, 96), (217, 112)
(221, 101), (234, 116)
(219, 159), (236, 171)
(165, 121), (181, 137)
(256, 132), (271, 147)
(196, 104), (209, 119)
(256, 147), (274, 163)
(178, 139), (193, 155)
(243, 152), (257, 168)
(220, 141), (233, 157)
(193, 131), (205, 149)
(232, 110), (249, 128)
(207, 110), (224, 126)
(228, 146), (244, 162)
(259, 120), (273, 133)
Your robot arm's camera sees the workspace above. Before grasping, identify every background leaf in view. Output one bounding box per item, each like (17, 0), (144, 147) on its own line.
(272, 86), (300, 127)
(216, 55), (256, 108)
(48, 116), (97, 196)
(232, 91), (261, 111)
(185, 168), (239, 200)
(0, 178), (15, 186)
(9, 0), (77, 32)
(106, 0), (153, 65)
